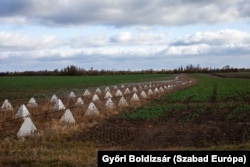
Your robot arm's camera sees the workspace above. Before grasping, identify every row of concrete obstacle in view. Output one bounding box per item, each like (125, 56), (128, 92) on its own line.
(1, 81), (180, 112)
(1, 75), (194, 138)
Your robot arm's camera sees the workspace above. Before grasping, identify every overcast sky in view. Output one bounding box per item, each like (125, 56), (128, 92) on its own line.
(0, 0), (250, 72)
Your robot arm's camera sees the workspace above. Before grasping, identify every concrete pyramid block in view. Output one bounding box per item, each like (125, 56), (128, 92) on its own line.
(85, 102), (99, 116)
(104, 91), (112, 99)
(83, 89), (91, 96)
(92, 94), (100, 101)
(17, 117), (38, 137)
(105, 86), (110, 92)
(115, 89), (123, 97)
(15, 104), (31, 118)
(50, 94), (58, 103)
(54, 99), (66, 111)
(140, 91), (147, 99)
(147, 89), (154, 96)
(130, 93), (140, 102)
(75, 97), (84, 106)
(27, 97), (38, 107)
(124, 88), (131, 95)
(68, 91), (76, 98)
(154, 88), (159, 94)
(1, 99), (13, 111)
(95, 88), (102, 94)
(105, 98), (115, 110)
(159, 87), (165, 93)
(61, 109), (76, 124)
(132, 87), (138, 93)
(118, 96), (128, 107)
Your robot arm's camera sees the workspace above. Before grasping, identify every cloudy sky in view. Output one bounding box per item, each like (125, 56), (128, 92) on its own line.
(0, 0), (250, 72)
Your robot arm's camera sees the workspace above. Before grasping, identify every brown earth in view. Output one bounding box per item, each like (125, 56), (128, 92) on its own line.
(72, 104), (250, 150)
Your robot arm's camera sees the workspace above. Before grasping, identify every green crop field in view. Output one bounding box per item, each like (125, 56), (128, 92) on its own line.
(117, 73), (250, 153)
(213, 72), (250, 78)
(0, 74), (172, 103)
(121, 73), (250, 122)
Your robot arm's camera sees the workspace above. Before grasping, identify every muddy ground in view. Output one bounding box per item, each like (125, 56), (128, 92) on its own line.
(72, 103), (250, 150)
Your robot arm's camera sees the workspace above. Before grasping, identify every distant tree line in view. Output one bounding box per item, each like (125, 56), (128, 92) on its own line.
(172, 64), (248, 73)
(0, 64), (249, 76)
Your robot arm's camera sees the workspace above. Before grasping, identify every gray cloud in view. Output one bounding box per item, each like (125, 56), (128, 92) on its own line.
(0, 31), (60, 51)
(1, 28), (250, 72)
(237, 0), (250, 17)
(170, 29), (250, 46)
(0, 0), (29, 16)
(0, 0), (249, 26)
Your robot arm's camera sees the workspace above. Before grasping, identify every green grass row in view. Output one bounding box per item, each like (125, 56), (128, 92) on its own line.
(0, 74), (172, 102)
(166, 74), (250, 102)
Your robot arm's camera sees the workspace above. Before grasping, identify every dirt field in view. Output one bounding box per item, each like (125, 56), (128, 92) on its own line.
(73, 102), (250, 150)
